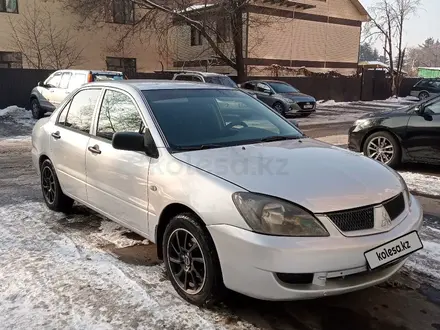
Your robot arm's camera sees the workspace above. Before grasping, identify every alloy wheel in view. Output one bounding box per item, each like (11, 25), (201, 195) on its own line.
(166, 228), (206, 295)
(273, 103), (284, 115)
(366, 136), (394, 164)
(42, 166), (56, 204)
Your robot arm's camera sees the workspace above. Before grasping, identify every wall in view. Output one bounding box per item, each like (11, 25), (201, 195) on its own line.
(0, 0), (166, 73)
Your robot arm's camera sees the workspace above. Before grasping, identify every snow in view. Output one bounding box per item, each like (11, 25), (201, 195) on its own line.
(0, 106), (26, 117)
(177, 3), (214, 12)
(0, 202), (256, 330)
(399, 172), (440, 197)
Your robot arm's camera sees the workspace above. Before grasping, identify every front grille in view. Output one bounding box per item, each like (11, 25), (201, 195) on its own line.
(327, 206), (374, 232)
(297, 101), (316, 110)
(383, 193), (405, 220)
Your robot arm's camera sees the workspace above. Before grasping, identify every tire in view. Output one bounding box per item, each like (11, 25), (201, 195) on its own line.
(363, 131), (401, 168)
(163, 213), (224, 306)
(40, 159), (74, 212)
(31, 99), (44, 119)
(418, 91), (429, 100)
(272, 102), (286, 116)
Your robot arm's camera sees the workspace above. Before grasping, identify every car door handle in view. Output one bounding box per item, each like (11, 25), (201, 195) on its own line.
(88, 145), (101, 154)
(51, 131), (61, 139)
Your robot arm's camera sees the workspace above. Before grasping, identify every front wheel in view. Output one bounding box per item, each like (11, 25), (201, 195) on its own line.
(418, 91), (429, 100)
(272, 102), (286, 116)
(31, 99), (44, 119)
(363, 131), (401, 167)
(163, 213), (224, 306)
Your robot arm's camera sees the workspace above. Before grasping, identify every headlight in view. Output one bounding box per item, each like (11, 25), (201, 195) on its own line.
(396, 173), (412, 207)
(353, 119), (372, 132)
(232, 192), (329, 236)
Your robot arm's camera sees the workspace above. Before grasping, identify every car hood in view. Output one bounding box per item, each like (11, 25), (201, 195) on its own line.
(359, 102), (417, 119)
(173, 139), (402, 213)
(278, 92), (315, 102)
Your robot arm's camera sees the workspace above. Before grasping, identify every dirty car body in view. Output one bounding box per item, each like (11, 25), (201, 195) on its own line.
(32, 80), (423, 305)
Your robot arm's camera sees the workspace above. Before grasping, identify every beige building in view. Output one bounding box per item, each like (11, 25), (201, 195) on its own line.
(0, 0), (166, 74)
(171, 0), (369, 76)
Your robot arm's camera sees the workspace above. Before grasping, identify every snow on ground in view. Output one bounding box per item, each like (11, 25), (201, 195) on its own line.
(297, 97), (418, 126)
(90, 220), (150, 248)
(399, 172), (440, 197)
(0, 106), (36, 128)
(0, 202), (255, 330)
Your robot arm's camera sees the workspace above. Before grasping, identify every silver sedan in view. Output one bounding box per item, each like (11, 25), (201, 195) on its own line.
(32, 80), (423, 306)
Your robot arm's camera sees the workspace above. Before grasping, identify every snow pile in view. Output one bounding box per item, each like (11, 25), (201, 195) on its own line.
(399, 172), (440, 197)
(90, 220), (149, 248)
(385, 96), (419, 103)
(0, 106), (26, 117)
(317, 100), (351, 107)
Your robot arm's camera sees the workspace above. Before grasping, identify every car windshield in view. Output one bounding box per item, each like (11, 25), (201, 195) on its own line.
(268, 82), (299, 93)
(142, 89), (303, 151)
(204, 76), (238, 88)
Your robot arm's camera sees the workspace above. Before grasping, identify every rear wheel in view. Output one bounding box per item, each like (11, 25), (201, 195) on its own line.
(363, 131), (401, 167)
(272, 102), (286, 116)
(31, 99), (44, 119)
(163, 213), (224, 306)
(40, 159), (74, 212)
(418, 91), (429, 100)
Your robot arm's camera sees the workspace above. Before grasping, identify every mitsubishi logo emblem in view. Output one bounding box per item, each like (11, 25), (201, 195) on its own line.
(381, 208), (392, 228)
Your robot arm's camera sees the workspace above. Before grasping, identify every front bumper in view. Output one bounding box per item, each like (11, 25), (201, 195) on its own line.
(348, 125), (367, 152)
(208, 196), (423, 301)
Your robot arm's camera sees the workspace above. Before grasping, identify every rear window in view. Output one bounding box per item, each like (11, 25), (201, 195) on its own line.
(204, 76), (237, 88)
(92, 73), (124, 81)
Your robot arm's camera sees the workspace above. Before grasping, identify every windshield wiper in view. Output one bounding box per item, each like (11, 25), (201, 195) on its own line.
(173, 143), (225, 151)
(259, 135), (302, 142)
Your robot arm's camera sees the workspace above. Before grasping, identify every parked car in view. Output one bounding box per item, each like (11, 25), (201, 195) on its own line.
(30, 69), (124, 119)
(410, 78), (440, 100)
(240, 80), (316, 117)
(32, 80), (423, 306)
(171, 71), (257, 98)
(348, 95), (440, 167)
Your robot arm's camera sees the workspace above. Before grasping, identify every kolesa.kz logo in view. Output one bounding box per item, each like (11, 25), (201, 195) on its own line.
(376, 240), (411, 261)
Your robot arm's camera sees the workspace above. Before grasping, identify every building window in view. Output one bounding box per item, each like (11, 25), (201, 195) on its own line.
(190, 26), (202, 46)
(216, 17), (230, 43)
(108, 0), (134, 24)
(0, 0), (18, 13)
(0, 51), (22, 68)
(106, 56), (136, 78)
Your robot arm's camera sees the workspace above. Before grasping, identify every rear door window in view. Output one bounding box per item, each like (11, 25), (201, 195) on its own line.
(69, 74), (87, 89)
(174, 75), (196, 81)
(92, 73), (124, 81)
(59, 73), (72, 89)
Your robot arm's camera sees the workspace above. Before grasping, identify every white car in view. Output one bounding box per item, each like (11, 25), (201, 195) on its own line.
(32, 80), (423, 306)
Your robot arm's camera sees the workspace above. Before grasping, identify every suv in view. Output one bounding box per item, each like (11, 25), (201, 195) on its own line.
(410, 78), (440, 100)
(172, 71), (257, 98)
(30, 69), (124, 119)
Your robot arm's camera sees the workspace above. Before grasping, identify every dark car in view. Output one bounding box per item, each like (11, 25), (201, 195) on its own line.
(240, 80), (316, 117)
(348, 95), (440, 167)
(410, 78), (440, 100)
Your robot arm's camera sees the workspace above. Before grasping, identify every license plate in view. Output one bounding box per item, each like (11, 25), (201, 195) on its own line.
(303, 104), (313, 109)
(364, 231), (423, 270)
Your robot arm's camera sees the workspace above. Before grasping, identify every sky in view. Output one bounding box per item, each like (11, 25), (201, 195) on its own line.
(359, 0), (440, 48)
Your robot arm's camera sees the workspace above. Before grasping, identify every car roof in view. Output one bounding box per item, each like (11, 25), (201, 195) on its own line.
(86, 79), (234, 91)
(53, 69), (123, 75)
(247, 79), (288, 84)
(175, 71), (228, 77)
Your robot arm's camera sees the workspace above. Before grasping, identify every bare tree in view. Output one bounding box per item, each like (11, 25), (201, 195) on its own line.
(365, 0), (420, 95)
(63, 0), (280, 82)
(8, 1), (84, 69)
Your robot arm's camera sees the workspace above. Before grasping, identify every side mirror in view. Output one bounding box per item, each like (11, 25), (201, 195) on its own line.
(38, 81), (44, 87)
(112, 130), (159, 158)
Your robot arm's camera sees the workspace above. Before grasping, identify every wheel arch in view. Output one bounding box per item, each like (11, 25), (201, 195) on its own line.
(155, 203), (209, 260)
(39, 154), (50, 170)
